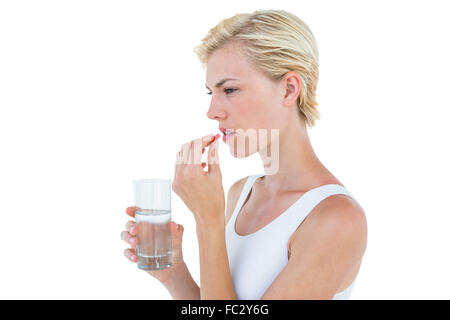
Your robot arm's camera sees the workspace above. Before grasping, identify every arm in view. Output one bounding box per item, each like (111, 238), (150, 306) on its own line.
(195, 177), (247, 300)
(160, 177), (247, 300)
(196, 219), (237, 300)
(160, 262), (200, 300)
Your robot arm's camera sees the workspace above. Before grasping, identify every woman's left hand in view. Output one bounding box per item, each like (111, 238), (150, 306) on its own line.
(172, 133), (225, 227)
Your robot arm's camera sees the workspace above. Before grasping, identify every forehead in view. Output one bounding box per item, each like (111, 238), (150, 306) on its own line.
(206, 43), (253, 81)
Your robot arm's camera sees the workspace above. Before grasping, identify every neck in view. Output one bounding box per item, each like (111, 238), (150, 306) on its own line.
(258, 117), (332, 195)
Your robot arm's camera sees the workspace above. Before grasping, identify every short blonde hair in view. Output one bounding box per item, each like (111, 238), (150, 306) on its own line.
(194, 9), (320, 127)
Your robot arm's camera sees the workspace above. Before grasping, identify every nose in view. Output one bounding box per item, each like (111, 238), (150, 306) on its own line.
(206, 98), (226, 121)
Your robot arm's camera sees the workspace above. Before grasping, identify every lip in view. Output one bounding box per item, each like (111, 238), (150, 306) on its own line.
(222, 131), (236, 142)
(219, 127), (238, 143)
(219, 127), (236, 134)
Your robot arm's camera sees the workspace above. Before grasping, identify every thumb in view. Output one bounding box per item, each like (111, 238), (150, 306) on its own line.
(207, 140), (220, 174)
(170, 221), (184, 251)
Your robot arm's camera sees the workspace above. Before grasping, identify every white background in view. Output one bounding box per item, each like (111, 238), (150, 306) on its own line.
(1, 0), (449, 299)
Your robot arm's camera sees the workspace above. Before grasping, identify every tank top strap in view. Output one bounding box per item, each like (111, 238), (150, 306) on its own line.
(272, 183), (360, 237)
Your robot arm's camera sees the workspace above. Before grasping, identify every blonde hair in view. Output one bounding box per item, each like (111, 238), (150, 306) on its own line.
(194, 9), (320, 127)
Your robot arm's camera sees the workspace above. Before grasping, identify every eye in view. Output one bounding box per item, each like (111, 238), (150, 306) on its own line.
(206, 88), (237, 95)
(224, 88), (236, 95)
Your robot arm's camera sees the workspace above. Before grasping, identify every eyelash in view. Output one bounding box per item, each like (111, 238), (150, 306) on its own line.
(206, 88), (237, 95)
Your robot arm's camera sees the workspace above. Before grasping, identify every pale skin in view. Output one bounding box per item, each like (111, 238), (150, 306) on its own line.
(121, 40), (367, 299)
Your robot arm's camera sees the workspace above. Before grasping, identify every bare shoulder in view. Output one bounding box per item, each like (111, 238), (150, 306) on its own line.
(225, 176), (249, 225)
(314, 194), (366, 225)
(290, 193), (368, 260)
(262, 194), (368, 299)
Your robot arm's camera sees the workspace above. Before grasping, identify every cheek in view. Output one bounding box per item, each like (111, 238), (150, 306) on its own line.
(235, 95), (269, 124)
(233, 90), (281, 131)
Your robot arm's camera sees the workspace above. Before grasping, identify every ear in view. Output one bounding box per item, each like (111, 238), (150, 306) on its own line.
(283, 71), (302, 106)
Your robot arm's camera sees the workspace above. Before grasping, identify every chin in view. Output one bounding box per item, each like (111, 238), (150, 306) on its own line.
(227, 135), (260, 158)
(230, 150), (252, 159)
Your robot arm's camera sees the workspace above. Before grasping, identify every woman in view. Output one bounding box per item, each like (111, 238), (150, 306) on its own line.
(121, 9), (367, 300)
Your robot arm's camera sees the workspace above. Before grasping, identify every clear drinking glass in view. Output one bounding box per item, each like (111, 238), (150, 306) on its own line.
(133, 179), (172, 270)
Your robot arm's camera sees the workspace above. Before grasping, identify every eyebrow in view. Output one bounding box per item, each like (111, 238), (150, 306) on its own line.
(205, 78), (238, 90)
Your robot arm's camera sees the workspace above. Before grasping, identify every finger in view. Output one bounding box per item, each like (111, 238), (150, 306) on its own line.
(193, 134), (218, 162)
(202, 133), (220, 150)
(124, 248), (138, 262)
(188, 140), (195, 165)
(191, 134), (220, 167)
(207, 139), (220, 174)
(120, 230), (137, 248)
(176, 142), (191, 166)
(126, 221), (137, 235)
(126, 206), (136, 218)
(201, 134), (221, 160)
(170, 221), (184, 234)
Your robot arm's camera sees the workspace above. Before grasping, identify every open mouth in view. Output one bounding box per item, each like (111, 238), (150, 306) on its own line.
(219, 127), (237, 142)
(223, 131), (236, 142)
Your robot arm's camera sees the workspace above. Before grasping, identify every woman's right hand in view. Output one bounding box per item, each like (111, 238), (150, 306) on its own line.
(121, 206), (186, 284)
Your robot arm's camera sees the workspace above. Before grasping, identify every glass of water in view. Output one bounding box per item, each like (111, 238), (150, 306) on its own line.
(133, 179), (172, 270)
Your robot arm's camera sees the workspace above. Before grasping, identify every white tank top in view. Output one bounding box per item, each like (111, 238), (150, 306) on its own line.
(225, 174), (359, 300)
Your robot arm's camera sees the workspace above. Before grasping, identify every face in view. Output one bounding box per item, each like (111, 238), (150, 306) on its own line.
(206, 42), (291, 158)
